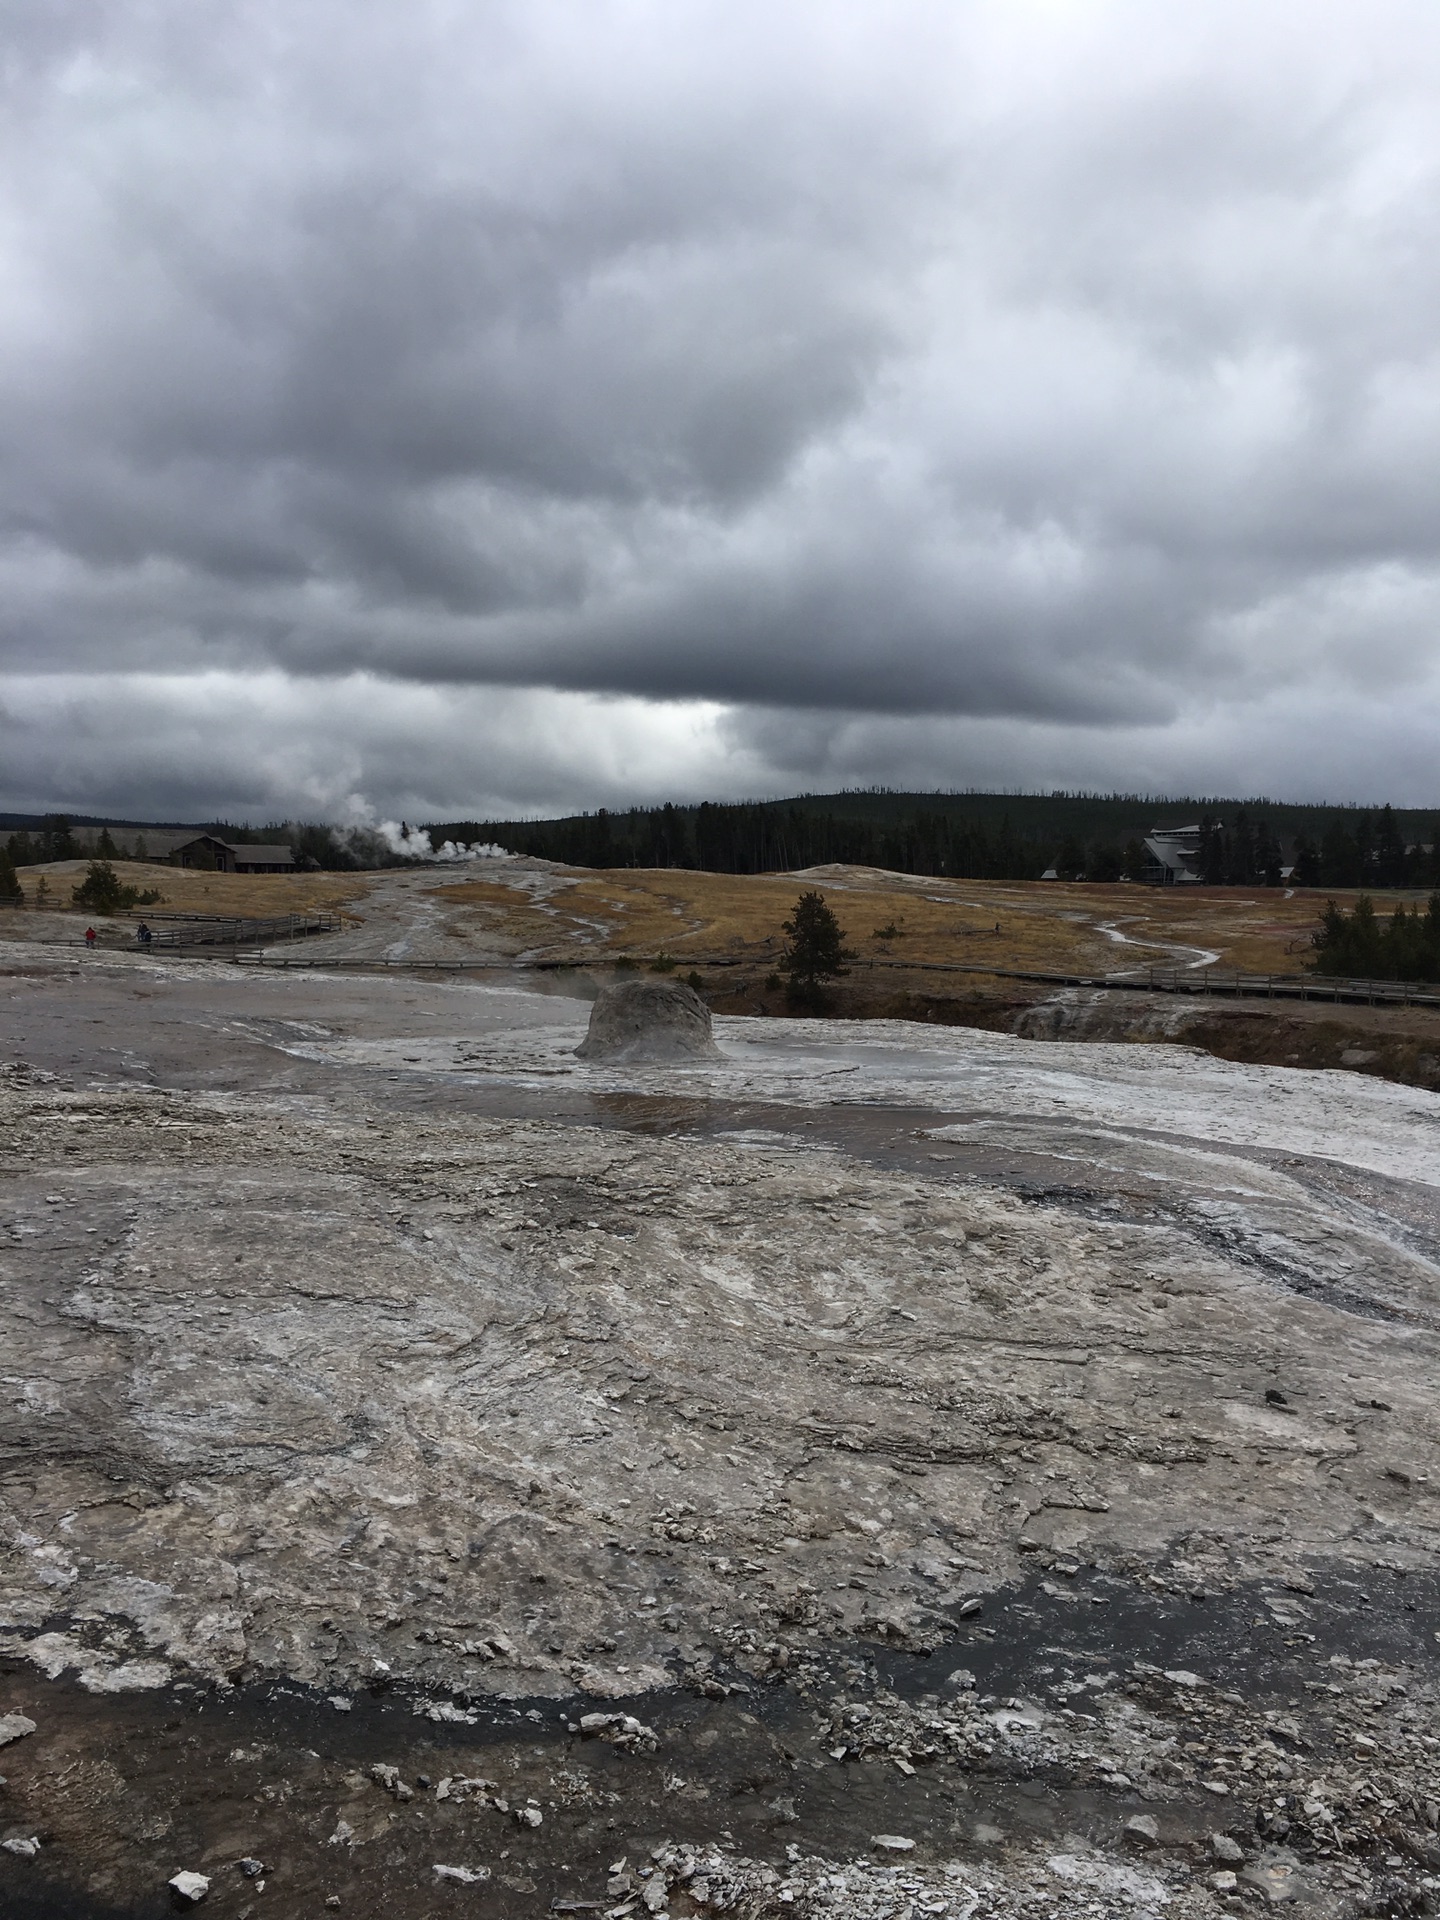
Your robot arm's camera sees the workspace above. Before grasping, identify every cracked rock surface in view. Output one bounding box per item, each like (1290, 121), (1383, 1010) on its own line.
(2, 946), (1440, 1916)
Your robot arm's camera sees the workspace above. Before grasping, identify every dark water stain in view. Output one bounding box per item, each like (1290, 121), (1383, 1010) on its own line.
(877, 1559), (1440, 1698)
(3, 1563), (1436, 1918)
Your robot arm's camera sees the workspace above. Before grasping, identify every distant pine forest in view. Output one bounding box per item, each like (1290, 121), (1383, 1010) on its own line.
(5, 790), (1439, 890)
(426, 791), (1440, 890)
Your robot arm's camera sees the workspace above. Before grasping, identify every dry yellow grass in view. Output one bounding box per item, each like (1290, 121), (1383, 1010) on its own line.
(9, 856), (1417, 978)
(15, 860), (370, 919)
(429, 862), (1398, 977)
(430, 879), (547, 912)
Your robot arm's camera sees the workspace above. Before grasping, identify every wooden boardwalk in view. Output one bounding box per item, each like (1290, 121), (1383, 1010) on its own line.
(136, 911), (348, 948)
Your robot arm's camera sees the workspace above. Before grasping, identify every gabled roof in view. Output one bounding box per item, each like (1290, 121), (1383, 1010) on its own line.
(1142, 828), (1202, 879)
(227, 844), (295, 865)
(1144, 840), (1195, 870)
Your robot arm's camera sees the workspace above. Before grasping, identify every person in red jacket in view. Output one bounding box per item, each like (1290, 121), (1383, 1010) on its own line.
(85, 926), (97, 948)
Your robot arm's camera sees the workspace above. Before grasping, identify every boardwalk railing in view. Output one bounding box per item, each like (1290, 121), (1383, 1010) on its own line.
(134, 911), (347, 948)
(1126, 965), (1440, 1008)
(853, 956), (1440, 1009)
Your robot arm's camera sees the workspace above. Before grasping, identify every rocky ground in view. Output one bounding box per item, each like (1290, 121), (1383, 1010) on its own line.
(2, 940), (1440, 1917)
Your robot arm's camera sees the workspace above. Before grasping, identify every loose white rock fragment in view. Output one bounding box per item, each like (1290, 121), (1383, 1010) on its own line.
(417, 1699), (478, 1725)
(1123, 1814), (1160, 1847)
(1047, 1854), (1170, 1905)
(435, 1776), (492, 1802)
(1242, 1860), (1302, 1903)
(0, 1713), (37, 1747)
(870, 1833), (915, 1851)
(82, 1661), (173, 1694)
(433, 1864), (491, 1884)
(577, 1711), (658, 1750)
(168, 1870), (211, 1902)
(988, 1708), (1041, 1734)
(3, 1835), (40, 1858)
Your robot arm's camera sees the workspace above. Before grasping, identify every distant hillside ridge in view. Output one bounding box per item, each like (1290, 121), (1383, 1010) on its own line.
(0, 811), (203, 834)
(0, 811), (301, 841)
(427, 790), (1440, 889)
(1, 814), (402, 873)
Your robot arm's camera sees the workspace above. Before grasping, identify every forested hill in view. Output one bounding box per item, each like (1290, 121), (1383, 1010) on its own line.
(425, 791), (1440, 888)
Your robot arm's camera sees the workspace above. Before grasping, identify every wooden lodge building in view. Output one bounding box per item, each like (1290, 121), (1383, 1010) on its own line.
(163, 834), (295, 873)
(66, 826), (296, 873)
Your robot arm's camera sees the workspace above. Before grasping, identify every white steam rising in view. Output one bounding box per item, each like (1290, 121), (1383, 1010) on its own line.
(376, 822), (511, 863)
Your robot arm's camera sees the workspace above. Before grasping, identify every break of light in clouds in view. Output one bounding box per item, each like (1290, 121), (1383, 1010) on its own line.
(3, 0), (1440, 821)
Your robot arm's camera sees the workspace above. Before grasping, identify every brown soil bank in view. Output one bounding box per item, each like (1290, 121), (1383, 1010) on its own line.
(709, 970), (1440, 1093)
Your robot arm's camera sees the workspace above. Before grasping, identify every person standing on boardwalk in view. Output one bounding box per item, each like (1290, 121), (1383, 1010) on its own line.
(85, 926), (97, 948)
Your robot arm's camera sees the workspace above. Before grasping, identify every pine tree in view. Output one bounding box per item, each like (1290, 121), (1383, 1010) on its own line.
(778, 891), (850, 1009)
(1255, 820), (1284, 887)
(1319, 820), (1361, 888)
(39, 815), (77, 862)
(1055, 836), (1086, 881)
(1291, 834), (1320, 887)
(1374, 805), (1407, 888)
(1229, 810), (1258, 885)
(1312, 895), (1383, 975)
(1198, 816), (1226, 885)
(72, 860), (132, 915)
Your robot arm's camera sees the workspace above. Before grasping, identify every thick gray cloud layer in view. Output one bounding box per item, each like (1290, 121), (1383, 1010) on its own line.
(3, 0), (1440, 818)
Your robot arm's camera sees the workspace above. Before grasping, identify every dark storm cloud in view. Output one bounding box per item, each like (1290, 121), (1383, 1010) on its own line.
(3, 0), (1440, 816)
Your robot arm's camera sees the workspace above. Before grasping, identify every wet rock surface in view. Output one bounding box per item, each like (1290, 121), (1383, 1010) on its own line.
(3, 947), (1440, 1915)
(4, 1567), (1440, 1916)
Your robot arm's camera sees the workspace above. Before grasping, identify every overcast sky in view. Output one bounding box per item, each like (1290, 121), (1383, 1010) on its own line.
(3, 0), (1440, 824)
